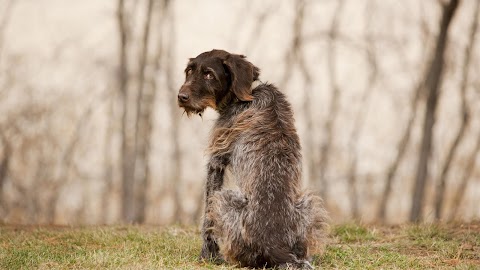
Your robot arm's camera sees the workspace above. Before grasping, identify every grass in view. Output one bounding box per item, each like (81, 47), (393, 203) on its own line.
(0, 223), (479, 269)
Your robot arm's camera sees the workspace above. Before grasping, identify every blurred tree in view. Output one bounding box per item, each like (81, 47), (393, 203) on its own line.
(117, 0), (136, 223)
(447, 0), (480, 221)
(317, 0), (345, 206)
(2, 0), (480, 225)
(435, 0), (478, 221)
(116, 0), (165, 223)
(133, 0), (154, 223)
(410, 0), (460, 222)
(46, 106), (93, 223)
(279, 0), (318, 201)
(346, 0), (378, 220)
(448, 127), (480, 221)
(377, 9), (433, 222)
(164, 0), (184, 224)
(0, 133), (10, 209)
(101, 91), (116, 224)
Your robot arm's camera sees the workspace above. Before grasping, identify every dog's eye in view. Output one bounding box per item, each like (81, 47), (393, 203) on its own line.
(204, 73), (214, 80)
(186, 69), (193, 76)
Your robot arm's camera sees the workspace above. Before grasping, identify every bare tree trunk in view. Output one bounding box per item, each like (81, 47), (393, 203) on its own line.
(117, 0), (135, 223)
(294, 1), (317, 197)
(278, 0), (318, 197)
(435, 1), (480, 220)
(448, 129), (480, 221)
(164, 0), (183, 224)
(317, 0), (345, 204)
(378, 79), (422, 222)
(0, 134), (10, 209)
(347, 0), (378, 220)
(434, 0), (478, 221)
(284, 0), (314, 187)
(448, 2), (480, 222)
(132, 0), (154, 224)
(101, 92), (115, 223)
(377, 6), (433, 222)
(410, 0), (459, 222)
(46, 106), (93, 223)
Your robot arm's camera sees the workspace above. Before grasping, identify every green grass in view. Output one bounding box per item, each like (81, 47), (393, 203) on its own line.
(0, 223), (479, 269)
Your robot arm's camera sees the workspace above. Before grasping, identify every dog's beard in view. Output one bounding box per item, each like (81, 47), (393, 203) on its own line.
(179, 104), (206, 117)
(179, 96), (216, 118)
(184, 108), (205, 117)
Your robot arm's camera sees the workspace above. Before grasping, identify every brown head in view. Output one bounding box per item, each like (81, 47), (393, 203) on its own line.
(177, 49), (260, 116)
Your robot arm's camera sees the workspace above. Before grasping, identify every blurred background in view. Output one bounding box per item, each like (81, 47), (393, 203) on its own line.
(0, 0), (478, 225)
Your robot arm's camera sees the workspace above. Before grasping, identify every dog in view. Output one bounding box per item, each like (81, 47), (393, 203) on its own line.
(178, 49), (328, 269)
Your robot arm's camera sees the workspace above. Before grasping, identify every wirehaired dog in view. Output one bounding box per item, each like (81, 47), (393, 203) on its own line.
(178, 49), (328, 269)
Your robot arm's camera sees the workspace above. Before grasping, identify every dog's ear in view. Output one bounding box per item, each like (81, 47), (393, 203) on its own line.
(223, 54), (260, 101)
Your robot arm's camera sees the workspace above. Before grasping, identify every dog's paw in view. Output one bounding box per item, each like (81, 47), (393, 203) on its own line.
(199, 250), (225, 264)
(278, 260), (315, 269)
(199, 241), (225, 265)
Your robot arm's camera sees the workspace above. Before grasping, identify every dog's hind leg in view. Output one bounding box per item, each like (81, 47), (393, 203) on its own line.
(208, 190), (251, 263)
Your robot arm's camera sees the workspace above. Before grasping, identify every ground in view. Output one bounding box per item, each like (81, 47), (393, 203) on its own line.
(0, 222), (479, 269)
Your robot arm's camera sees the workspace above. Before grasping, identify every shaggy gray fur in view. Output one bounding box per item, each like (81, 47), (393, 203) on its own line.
(178, 50), (328, 269)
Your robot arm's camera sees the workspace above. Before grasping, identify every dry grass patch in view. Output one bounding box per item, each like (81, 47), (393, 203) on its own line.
(1, 222), (479, 269)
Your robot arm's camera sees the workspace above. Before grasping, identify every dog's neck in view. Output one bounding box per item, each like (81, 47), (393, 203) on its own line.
(216, 80), (262, 114)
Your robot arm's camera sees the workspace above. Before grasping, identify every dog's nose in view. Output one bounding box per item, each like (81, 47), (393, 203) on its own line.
(178, 93), (189, 102)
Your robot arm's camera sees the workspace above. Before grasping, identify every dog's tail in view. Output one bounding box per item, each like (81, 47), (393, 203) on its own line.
(295, 191), (330, 256)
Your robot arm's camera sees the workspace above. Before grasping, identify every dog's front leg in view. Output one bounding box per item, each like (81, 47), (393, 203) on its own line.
(199, 155), (228, 262)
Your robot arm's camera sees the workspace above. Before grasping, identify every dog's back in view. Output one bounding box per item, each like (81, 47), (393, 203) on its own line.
(208, 84), (328, 268)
